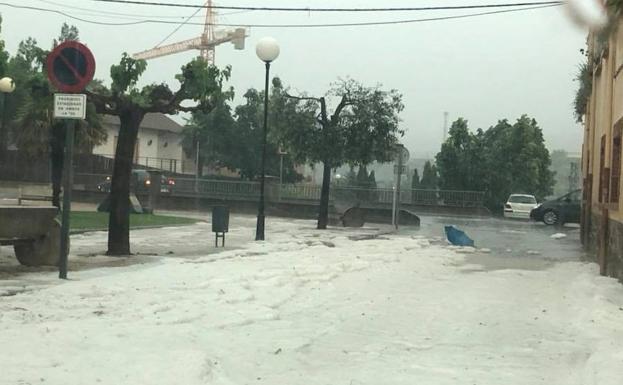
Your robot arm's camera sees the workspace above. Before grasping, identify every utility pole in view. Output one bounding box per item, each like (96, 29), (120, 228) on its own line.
(392, 144), (409, 229)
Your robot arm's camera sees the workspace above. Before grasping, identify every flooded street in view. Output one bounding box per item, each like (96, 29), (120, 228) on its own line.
(411, 215), (586, 271)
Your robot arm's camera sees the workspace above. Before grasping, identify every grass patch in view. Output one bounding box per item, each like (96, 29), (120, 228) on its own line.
(70, 211), (198, 231)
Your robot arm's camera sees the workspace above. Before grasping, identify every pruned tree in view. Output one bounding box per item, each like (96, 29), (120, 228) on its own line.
(277, 79), (404, 229)
(86, 54), (232, 255)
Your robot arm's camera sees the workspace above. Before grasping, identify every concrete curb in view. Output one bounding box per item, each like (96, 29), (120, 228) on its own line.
(69, 221), (204, 235)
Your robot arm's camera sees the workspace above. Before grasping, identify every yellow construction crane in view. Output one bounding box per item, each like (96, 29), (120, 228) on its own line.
(132, 0), (247, 64)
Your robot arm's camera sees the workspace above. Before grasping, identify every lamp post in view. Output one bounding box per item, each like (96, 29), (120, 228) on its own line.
(255, 37), (280, 241)
(0, 77), (15, 159)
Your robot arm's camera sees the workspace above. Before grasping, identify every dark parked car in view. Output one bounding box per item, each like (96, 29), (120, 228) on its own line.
(530, 189), (581, 225)
(97, 170), (175, 194)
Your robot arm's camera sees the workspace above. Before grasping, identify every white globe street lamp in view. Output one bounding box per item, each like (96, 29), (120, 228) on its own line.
(0, 77), (15, 93)
(255, 37), (280, 241)
(255, 37), (279, 241)
(256, 37), (280, 63)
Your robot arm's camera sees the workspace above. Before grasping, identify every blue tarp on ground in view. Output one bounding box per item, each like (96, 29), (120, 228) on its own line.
(444, 225), (475, 247)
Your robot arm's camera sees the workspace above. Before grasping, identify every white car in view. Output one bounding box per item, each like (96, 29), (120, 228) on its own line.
(504, 194), (538, 219)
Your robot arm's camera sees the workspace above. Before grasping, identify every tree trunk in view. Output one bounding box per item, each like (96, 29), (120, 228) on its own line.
(107, 109), (144, 256)
(317, 161), (332, 230)
(50, 125), (65, 208)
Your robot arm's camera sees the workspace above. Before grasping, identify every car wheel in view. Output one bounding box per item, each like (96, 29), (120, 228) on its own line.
(543, 210), (559, 225)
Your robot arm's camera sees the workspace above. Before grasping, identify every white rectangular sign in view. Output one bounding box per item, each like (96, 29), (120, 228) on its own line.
(54, 93), (86, 120)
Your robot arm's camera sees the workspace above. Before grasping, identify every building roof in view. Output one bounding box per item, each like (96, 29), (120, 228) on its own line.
(103, 113), (184, 134)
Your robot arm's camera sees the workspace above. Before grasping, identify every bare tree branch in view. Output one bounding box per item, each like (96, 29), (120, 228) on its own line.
(284, 92), (321, 102)
(85, 90), (116, 115)
(331, 95), (351, 123)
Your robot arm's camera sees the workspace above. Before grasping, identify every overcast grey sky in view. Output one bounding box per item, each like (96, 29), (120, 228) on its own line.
(0, 0), (587, 158)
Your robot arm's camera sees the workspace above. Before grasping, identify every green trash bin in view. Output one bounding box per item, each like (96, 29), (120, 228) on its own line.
(212, 206), (229, 247)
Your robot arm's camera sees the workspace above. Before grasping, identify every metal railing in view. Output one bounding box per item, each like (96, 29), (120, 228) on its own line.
(175, 178), (262, 198)
(93, 154), (182, 173)
(73, 173), (485, 208)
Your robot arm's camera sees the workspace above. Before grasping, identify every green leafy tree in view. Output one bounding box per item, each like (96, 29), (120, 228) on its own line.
(411, 168), (421, 189)
(368, 170), (378, 202)
(368, 170), (377, 189)
(0, 16), (9, 76)
(420, 161), (438, 190)
(86, 55), (232, 255)
(436, 118), (485, 191)
(182, 90), (235, 177)
(0, 16), (13, 158)
(227, 85), (304, 182)
(345, 166), (357, 187)
(356, 165), (368, 186)
(411, 168), (421, 202)
(505, 115), (554, 201)
(356, 165), (369, 201)
(278, 79), (404, 229)
(435, 115), (554, 211)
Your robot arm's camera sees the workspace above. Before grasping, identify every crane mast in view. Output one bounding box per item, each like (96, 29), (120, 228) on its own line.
(132, 0), (247, 64)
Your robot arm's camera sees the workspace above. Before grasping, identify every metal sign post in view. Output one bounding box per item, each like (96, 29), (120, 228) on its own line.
(392, 144), (410, 229)
(58, 120), (75, 279)
(47, 41), (96, 279)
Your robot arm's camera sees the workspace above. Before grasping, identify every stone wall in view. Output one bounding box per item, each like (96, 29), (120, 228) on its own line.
(588, 212), (623, 282)
(606, 217), (623, 281)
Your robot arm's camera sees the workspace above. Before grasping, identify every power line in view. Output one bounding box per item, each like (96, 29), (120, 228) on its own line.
(86, 0), (563, 12)
(0, 2), (562, 28)
(35, 0), (249, 20)
(154, 5), (203, 47)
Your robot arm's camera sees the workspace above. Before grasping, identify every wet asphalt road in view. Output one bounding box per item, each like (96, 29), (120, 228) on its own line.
(405, 215), (586, 271)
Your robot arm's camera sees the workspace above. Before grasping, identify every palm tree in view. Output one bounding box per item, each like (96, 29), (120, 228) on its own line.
(14, 74), (105, 206)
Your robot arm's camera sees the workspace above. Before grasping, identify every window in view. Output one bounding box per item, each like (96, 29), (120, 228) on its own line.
(508, 195), (537, 204)
(599, 135), (609, 202)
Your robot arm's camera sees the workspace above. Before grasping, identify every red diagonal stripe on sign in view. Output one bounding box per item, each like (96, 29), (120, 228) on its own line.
(57, 50), (85, 83)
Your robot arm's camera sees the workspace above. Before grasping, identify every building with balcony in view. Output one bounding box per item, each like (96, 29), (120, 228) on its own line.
(93, 113), (191, 174)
